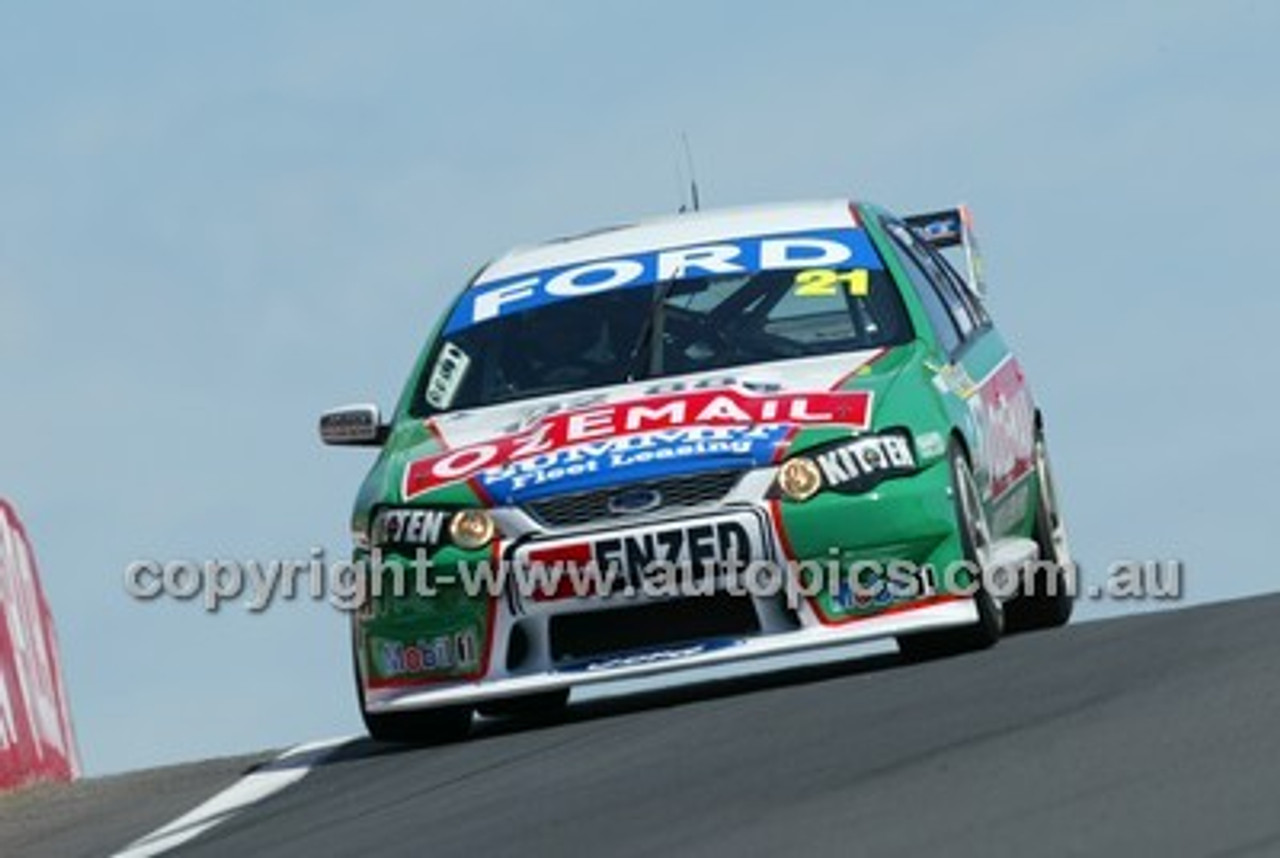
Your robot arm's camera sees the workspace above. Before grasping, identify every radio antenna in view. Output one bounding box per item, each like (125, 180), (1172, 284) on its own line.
(681, 132), (701, 212)
(674, 139), (689, 213)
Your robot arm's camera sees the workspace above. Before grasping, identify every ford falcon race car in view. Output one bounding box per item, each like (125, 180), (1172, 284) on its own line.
(321, 199), (1074, 742)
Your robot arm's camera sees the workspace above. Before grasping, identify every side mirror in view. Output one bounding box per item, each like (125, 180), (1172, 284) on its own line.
(319, 403), (389, 447)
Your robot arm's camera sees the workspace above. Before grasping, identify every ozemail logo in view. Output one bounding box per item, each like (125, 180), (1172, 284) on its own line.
(403, 388), (872, 500)
(0, 501), (79, 790)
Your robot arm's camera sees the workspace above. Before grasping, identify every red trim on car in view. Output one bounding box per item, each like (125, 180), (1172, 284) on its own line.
(424, 419), (449, 450)
(768, 498), (798, 561)
(828, 346), (888, 391)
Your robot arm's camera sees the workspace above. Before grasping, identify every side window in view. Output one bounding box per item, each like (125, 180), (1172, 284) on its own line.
(915, 246), (976, 339)
(924, 243), (990, 330)
(886, 222), (962, 355)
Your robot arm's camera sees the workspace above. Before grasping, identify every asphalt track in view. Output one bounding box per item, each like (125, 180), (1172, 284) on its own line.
(174, 594), (1280, 857)
(0, 752), (272, 858)
(10, 594), (1280, 857)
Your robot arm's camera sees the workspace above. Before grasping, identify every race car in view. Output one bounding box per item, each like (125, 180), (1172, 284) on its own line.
(320, 199), (1074, 742)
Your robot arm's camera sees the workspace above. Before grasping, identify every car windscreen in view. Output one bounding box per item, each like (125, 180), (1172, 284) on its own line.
(408, 266), (913, 416)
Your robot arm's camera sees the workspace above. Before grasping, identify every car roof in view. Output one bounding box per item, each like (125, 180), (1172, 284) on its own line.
(472, 198), (862, 287)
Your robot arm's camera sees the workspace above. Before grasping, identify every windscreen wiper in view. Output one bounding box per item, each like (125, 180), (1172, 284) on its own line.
(625, 277), (676, 382)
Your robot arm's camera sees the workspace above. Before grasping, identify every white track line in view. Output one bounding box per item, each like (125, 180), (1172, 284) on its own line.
(111, 736), (356, 858)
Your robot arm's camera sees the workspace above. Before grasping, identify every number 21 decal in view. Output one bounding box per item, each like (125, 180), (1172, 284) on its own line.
(793, 268), (870, 297)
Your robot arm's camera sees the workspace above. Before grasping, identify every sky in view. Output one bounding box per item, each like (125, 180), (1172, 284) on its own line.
(1, 1), (1277, 776)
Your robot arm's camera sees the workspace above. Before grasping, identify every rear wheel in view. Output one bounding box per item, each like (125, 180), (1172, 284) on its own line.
(898, 444), (1003, 661)
(1005, 430), (1075, 632)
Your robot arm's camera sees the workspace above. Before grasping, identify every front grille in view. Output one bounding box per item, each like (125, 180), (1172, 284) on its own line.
(524, 468), (745, 529)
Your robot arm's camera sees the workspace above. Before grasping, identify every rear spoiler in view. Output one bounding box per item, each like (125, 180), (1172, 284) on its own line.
(903, 205), (986, 298)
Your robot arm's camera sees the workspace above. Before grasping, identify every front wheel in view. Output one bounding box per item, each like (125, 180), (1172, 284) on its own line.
(898, 444), (1003, 661)
(352, 626), (473, 744)
(362, 705), (473, 745)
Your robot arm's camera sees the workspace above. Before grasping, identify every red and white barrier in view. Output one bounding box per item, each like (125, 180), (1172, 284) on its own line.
(0, 500), (79, 790)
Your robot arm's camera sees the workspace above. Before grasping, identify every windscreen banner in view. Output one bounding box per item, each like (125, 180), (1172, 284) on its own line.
(0, 500), (78, 791)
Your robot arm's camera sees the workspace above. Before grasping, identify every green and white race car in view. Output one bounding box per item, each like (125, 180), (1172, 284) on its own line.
(321, 199), (1074, 742)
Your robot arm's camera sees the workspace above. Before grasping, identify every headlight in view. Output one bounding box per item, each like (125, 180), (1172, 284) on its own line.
(777, 456), (823, 502)
(372, 507), (496, 551)
(449, 509), (496, 550)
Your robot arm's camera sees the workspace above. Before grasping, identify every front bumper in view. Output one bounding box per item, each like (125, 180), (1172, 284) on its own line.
(364, 596), (975, 713)
(357, 458), (972, 713)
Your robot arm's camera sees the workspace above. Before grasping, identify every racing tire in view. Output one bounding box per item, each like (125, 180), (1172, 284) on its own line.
(361, 705), (474, 745)
(476, 689), (570, 720)
(1005, 429), (1075, 632)
(897, 444), (1003, 661)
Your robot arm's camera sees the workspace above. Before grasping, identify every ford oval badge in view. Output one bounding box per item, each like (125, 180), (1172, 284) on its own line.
(607, 487), (662, 515)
